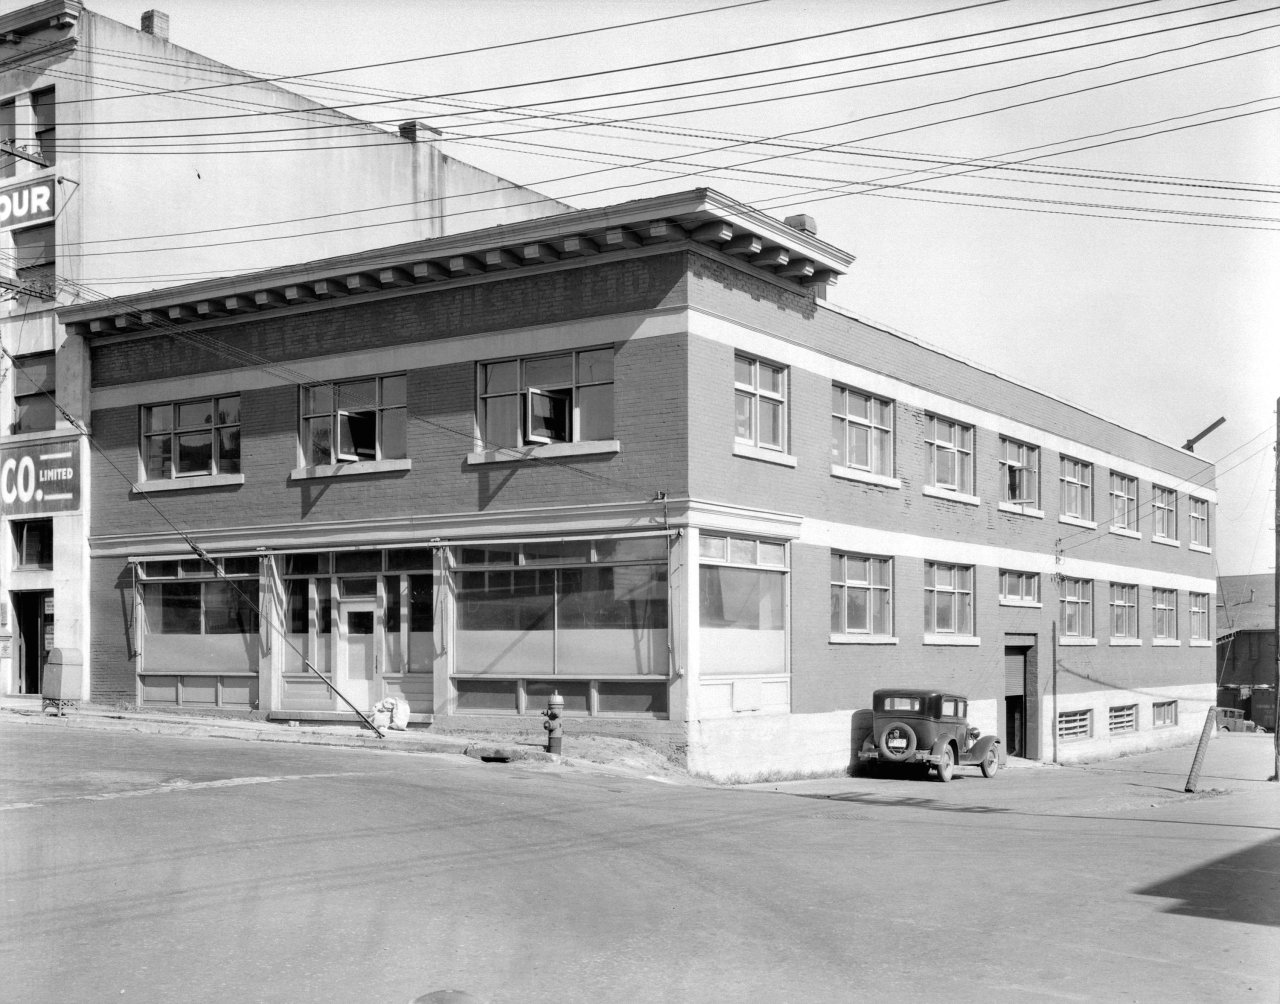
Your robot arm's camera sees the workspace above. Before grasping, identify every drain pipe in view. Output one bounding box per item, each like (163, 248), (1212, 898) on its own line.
(1051, 620), (1059, 765)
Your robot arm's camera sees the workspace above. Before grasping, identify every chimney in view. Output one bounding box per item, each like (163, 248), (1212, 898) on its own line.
(399, 121), (421, 142)
(784, 213), (817, 236)
(141, 10), (170, 40)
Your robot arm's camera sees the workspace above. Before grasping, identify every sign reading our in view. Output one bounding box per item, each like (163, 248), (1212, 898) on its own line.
(0, 440), (80, 516)
(0, 178), (55, 232)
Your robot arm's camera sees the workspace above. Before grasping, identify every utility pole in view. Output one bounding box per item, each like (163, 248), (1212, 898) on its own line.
(1273, 396), (1278, 782)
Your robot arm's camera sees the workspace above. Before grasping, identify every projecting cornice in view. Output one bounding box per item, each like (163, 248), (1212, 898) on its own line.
(60, 189), (855, 338)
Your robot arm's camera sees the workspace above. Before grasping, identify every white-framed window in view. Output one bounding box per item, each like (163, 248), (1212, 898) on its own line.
(1110, 583), (1138, 639)
(143, 395), (241, 480)
(11, 351), (56, 434)
(1152, 486), (1177, 539)
(140, 556), (261, 637)
(734, 354), (786, 452)
(303, 375), (406, 465)
(999, 569), (1039, 604)
(1060, 457), (1092, 521)
(479, 348), (613, 449)
(1189, 497), (1209, 547)
(1153, 700), (1177, 727)
(1153, 588), (1178, 640)
(831, 385), (892, 476)
(1109, 472), (1138, 531)
(1189, 592), (1209, 640)
(924, 561), (974, 635)
(1059, 577), (1093, 637)
(1109, 704), (1137, 733)
(1057, 708), (1092, 741)
(926, 416), (973, 494)
(830, 553), (892, 636)
(1000, 438), (1039, 505)
(700, 532), (788, 678)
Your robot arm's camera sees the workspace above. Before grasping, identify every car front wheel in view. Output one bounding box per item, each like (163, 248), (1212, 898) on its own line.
(935, 745), (954, 782)
(980, 747), (998, 778)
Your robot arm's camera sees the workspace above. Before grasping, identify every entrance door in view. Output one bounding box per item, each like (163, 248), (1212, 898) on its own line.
(13, 591), (54, 695)
(339, 599), (379, 711)
(1003, 646), (1028, 758)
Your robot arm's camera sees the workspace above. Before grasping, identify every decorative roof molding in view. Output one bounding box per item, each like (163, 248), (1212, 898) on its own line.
(60, 188), (855, 337)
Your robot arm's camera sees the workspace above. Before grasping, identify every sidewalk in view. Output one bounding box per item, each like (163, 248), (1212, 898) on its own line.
(0, 695), (692, 784)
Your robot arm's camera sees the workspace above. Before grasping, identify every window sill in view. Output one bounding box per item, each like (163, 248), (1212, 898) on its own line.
(830, 634), (898, 645)
(1152, 535), (1180, 548)
(1189, 639), (1213, 648)
(922, 485), (980, 507)
(1108, 526), (1141, 540)
(923, 634), (980, 646)
(1153, 638), (1181, 647)
(1058, 637), (1097, 647)
(998, 501), (1044, 519)
(999, 599), (1042, 608)
(466, 440), (620, 465)
(290, 458), (412, 480)
(733, 443), (797, 468)
(1189, 543), (1211, 554)
(1059, 514), (1097, 530)
(830, 465), (900, 489)
(1109, 637), (1142, 647)
(133, 473), (245, 494)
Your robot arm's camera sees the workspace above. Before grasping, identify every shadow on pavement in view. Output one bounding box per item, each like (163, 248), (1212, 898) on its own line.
(788, 790), (1012, 814)
(1136, 833), (1280, 928)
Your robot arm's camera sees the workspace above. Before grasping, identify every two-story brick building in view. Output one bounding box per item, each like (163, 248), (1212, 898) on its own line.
(61, 188), (1217, 781)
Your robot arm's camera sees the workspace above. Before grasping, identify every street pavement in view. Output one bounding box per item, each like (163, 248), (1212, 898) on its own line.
(2, 703), (1277, 1003)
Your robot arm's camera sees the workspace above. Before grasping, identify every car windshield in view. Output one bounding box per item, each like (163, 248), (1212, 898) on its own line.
(882, 696), (921, 712)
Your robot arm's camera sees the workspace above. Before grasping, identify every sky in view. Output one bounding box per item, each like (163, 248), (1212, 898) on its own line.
(41, 0), (1280, 576)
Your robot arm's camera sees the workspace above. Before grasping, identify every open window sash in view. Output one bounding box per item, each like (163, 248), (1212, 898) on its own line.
(1007, 465), (1035, 504)
(525, 387), (571, 445)
(337, 409), (378, 462)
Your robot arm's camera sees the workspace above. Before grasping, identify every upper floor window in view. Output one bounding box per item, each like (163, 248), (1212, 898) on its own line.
(1153, 588), (1178, 640)
(831, 385), (892, 476)
(12, 517), (52, 568)
(924, 561), (974, 636)
(1109, 472), (1138, 531)
(480, 348), (613, 449)
(999, 569), (1039, 605)
(0, 98), (14, 179)
(1110, 583), (1138, 638)
(303, 375), (406, 465)
(830, 552), (892, 636)
(32, 87), (54, 165)
(12, 222), (54, 296)
(1189, 497), (1209, 547)
(144, 396), (240, 480)
(1189, 592), (1209, 640)
(1000, 438), (1039, 506)
(10, 351), (55, 433)
(1059, 577), (1093, 638)
(926, 416), (973, 494)
(1152, 486), (1177, 540)
(734, 354), (786, 452)
(1060, 457), (1092, 521)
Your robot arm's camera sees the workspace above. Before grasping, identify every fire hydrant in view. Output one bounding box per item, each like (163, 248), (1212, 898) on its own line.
(542, 691), (564, 755)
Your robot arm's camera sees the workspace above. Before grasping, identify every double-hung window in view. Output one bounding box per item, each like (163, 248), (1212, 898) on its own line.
(1189, 592), (1209, 640)
(734, 354), (786, 452)
(831, 385), (892, 476)
(1152, 486), (1177, 540)
(924, 561), (974, 636)
(1059, 577), (1093, 638)
(303, 375), (406, 465)
(1109, 583), (1138, 639)
(12, 223), (54, 297)
(32, 87), (54, 165)
(999, 570), (1039, 605)
(1000, 438), (1039, 506)
(1153, 588), (1178, 641)
(1109, 472), (1138, 531)
(926, 416), (973, 494)
(11, 352), (56, 433)
(830, 553), (892, 636)
(1189, 497), (1209, 547)
(143, 396), (240, 480)
(480, 348), (613, 448)
(1060, 457), (1092, 521)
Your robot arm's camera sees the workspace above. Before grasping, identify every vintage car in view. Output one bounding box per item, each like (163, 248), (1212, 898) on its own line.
(858, 689), (1000, 782)
(1216, 707), (1259, 733)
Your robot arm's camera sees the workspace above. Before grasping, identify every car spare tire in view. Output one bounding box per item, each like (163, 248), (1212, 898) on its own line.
(878, 722), (918, 761)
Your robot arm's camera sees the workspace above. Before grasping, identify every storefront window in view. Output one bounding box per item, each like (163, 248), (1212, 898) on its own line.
(699, 534), (787, 677)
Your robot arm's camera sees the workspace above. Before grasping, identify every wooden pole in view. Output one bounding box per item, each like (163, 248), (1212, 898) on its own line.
(1272, 396), (1278, 781)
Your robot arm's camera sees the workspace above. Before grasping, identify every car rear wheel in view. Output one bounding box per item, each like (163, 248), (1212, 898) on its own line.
(878, 722), (918, 761)
(980, 747), (998, 778)
(935, 744), (954, 782)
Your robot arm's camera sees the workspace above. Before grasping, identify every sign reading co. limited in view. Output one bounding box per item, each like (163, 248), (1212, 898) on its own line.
(0, 440), (80, 516)
(0, 177), (55, 232)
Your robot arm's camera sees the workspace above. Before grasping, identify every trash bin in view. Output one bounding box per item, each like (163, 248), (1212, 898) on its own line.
(42, 648), (83, 715)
